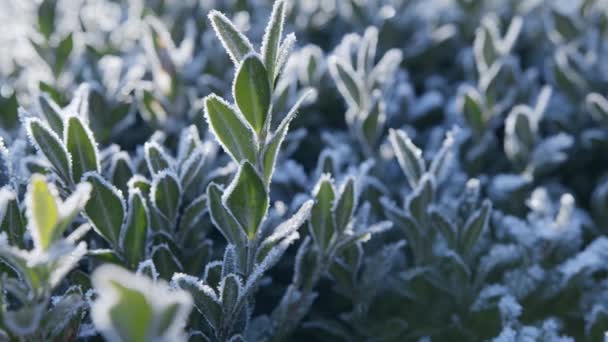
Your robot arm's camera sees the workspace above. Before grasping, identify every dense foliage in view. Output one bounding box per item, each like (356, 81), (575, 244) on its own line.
(1, 0), (607, 340)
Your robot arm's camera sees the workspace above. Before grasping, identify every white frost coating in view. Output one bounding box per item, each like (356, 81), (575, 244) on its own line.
(66, 223), (92, 244)
(559, 237), (608, 283)
(274, 33), (297, 82)
(357, 27), (378, 75)
(136, 259), (159, 280)
(64, 83), (91, 121)
(265, 200), (313, 244)
(91, 264), (193, 342)
(254, 231), (300, 284)
(498, 295), (522, 322)
(127, 174), (150, 191)
(48, 241), (88, 289)
(172, 272), (220, 302)
(370, 49), (403, 86)
(389, 128), (425, 189)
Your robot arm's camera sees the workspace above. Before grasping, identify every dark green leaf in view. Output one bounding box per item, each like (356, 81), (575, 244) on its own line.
(223, 162), (268, 239)
(26, 118), (72, 184)
(234, 54), (271, 134)
(121, 190), (149, 268)
(65, 116), (99, 182)
(204, 94), (257, 164)
(83, 172), (125, 247)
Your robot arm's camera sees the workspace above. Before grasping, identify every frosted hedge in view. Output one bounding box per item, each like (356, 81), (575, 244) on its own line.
(0, 0), (607, 341)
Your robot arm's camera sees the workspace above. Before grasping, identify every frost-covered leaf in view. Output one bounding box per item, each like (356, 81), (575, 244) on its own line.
(145, 141), (172, 175)
(329, 56), (364, 109)
(207, 183), (247, 247)
(334, 177), (355, 234)
(261, 0), (286, 83)
(262, 90), (312, 183)
(83, 172), (125, 247)
(65, 116), (99, 182)
(309, 175), (336, 252)
(91, 264), (192, 342)
(204, 94), (257, 164)
(25, 117), (72, 183)
(38, 94), (64, 134)
(234, 54), (271, 135)
(208, 10), (253, 65)
(461, 200), (492, 255)
(223, 162), (268, 239)
(389, 128), (425, 189)
(121, 189), (149, 268)
(151, 171), (181, 226)
(172, 273), (221, 330)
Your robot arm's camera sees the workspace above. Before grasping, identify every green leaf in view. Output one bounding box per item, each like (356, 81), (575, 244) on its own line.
(0, 92), (19, 130)
(261, 0), (286, 83)
(234, 54), (271, 134)
(207, 183), (247, 247)
(220, 274), (241, 315)
(388, 128), (425, 189)
(39, 94), (64, 134)
(38, 0), (57, 40)
(26, 117), (72, 184)
(39, 81), (66, 106)
(407, 176), (434, 224)
(110, 152), (135, 196)
(208, 10), (253, 66)
(25, 175), (59, 251)
(361, 97), (385, 148)
(334, 177), (355, 234)
(204, 94), (257, 163)
(431, 209), (456, 250)
(223, 162), (269, 240)
(460, 200), (492, 255)
(121, 190), (149, 268)
(83, 172), (125, 247)
(0, 190), (25, 248)
(144, 142), (172, 175)
(65, 116), (99, 182)
(54, 33), (73, 76)
(262, 90), (312, 183)
(329, 56), (364, 109)
(172, 274), (221, 330)
(91, 264), (192, 342)
(179, 194), (207, 234)
(151, 244), (183, 279)
(179, 150), (205, 191)
(151, 171), (181, 226)
(309, 175), (336, 252)
(462, 87), (485, 135)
